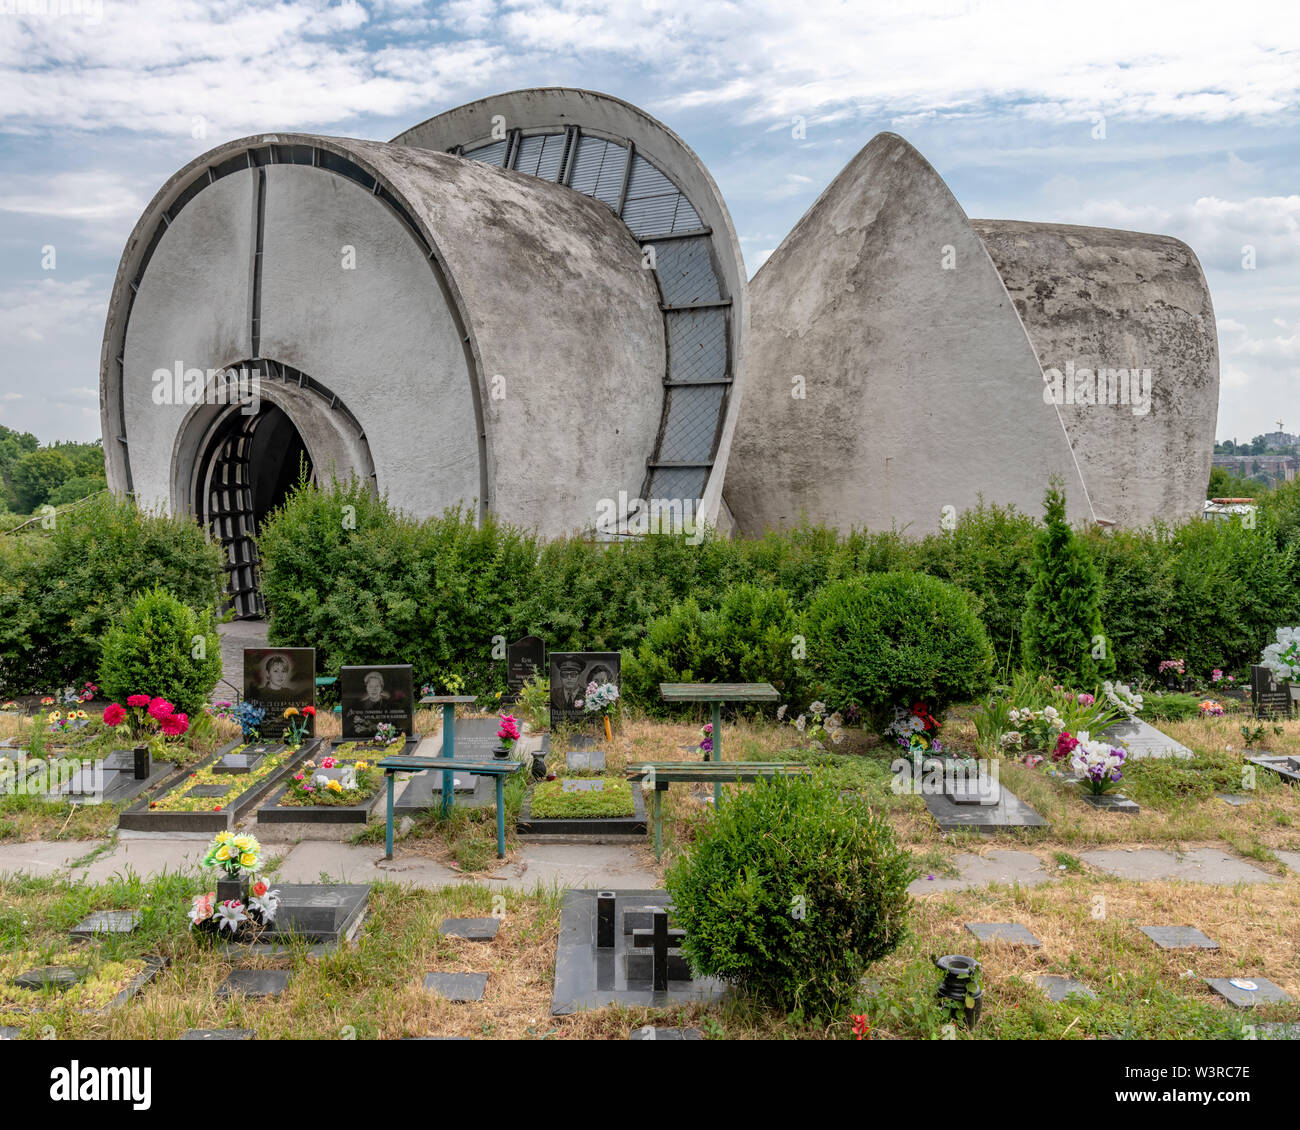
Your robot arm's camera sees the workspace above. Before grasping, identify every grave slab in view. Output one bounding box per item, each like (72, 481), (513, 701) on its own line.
(964, 922), (1042, 947)
(922, 778), (1048, 832)
(182, 1029), (256, 1040)
(1216, 794), (1254, 806)
(1206, 977), (1292, 1008)
(1036, 975), (1097, 1002)
(1140, 925), (1219, 950)
(217, 970), (293, 999)
(1081, 792), (1140, 814)
(1102, 717), (1193, 760)
(1246, 754), (1300, 786)
(629, 1027), (703, 1040)
(1257, 1022), (1300, 1039)
(70, 910), (141, 938)
(439, 917), (499, 942)
(423, 972), (488, 1002)
(566, 747), (606, 772)
(1274, 849), (1300, 872)
(0, 1027), (20, 1039)
(1079, 848), (1277, 885)
(11, 966), (84, 991)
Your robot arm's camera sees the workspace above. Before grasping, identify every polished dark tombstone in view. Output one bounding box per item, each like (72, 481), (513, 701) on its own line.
(552, 889), (724, 1014)
(549, 652), (620, 727)
(964, 922), (1043, 947)
(919, 759), (1048, 832)
(11, 966), (85, 991)
(214, 748), (268, 774)
(1140, 925), (1219, 950)
(1251, 665), (1293, 719)
(393, 717), (499, 816)
(423, 972), (488, 1002)
(217, 969), (292, 999)
(439, 917), (499, 942)
(507, 635), (545, 696)
(244, 647), (316, 741)
(214, 884), (371, 956)
(340, 663), (414, 740)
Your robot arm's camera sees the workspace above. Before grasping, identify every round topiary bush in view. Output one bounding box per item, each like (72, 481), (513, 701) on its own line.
(665, 773), (914, 1016)
(98, 586), (222, 715)
(803, 570), (993, 716)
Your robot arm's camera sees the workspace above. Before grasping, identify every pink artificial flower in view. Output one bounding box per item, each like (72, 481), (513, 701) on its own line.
(1054, 731), (1080, 762)
(159, 713), (188, 737)
(1075, 693), (1095, 707)
(147, 697), (175, 721)
(320, 756), (337, 769)
(103, 703), (127, 727)
(126, 694), (151, 708)
(293, 773), (305, 781)
(1025, 754), (1044, 769)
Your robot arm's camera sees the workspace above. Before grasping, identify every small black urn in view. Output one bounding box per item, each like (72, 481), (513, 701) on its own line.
(531, 750), (547, 780)
(493, 744), (510, 760)
(934, 954), (982, 1029)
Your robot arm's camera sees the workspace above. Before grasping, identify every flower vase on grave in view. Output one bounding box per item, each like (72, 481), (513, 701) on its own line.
(934, 954), (982, 1029)
(531, 750), (547, 780)
(493, 744), (510, 760)
(216, 875), (250, 905)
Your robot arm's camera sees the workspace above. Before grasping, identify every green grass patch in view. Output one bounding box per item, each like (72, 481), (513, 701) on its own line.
(530, 777), (634, 818)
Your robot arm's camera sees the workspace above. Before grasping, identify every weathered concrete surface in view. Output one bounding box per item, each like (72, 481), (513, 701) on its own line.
(0, 840), (107, 877)
(1103, 717), (1194, 760)
(394, 87), (750, 533)
(1080, 848), (1276, 884)
(73, 838), (214, 883)
(215, 619), (267, 703)
(725, 132), (1091, 536)
(974, 219), (1219, 528)
(482, 842), (660, 891)
(102, 132), (664, 539)
(908, 850), (1055, 894)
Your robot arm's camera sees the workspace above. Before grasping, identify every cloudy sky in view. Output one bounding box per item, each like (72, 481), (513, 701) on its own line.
(0, 0), (1296, 445)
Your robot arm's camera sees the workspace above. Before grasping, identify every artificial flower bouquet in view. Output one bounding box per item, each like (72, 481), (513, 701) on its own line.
(1069, 731), (1127, 795)
(578, 680), (620, 741)
(1260, 627), (1300, 683)
(281, 705), (317, 747)
(283, 755), (376, 807)
(496, 713), (521, 754)
(103, 694), (190, 754)
(884, 702), (940, 752)
(1102, 681), (1143, 719)
(1199, 699), (1226, 717)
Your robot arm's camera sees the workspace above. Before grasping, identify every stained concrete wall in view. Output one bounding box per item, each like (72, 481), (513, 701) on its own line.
(394, 88), (748, 531)
(725, 132), (1092, 536)
(973, 220), (1220, 526)
(103, 133), (665, 536)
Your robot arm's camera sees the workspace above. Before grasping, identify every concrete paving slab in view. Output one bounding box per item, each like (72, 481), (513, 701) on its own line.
(75, 838), (211, 883)
(0, 840), (108, 877)
(483, 843), (660, 891)
(1080, 848), (1276, 884)
(908, 850), (1053, 894)
(274, 841), (467, 887)
(1274, 850), (1300, 873)
(1037, 974), (1097, 1002)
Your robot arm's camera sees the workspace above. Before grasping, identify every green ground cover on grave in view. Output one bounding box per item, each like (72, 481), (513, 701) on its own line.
(0, 950), (147, 1011)
(530, 776), (635, 818)
(147, 745), (290, 813)
(276, 737), (404, 808)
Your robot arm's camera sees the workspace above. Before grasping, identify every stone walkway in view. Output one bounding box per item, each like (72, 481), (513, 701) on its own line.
(0, 838), (659, 892)
(214, 619), (268, 703)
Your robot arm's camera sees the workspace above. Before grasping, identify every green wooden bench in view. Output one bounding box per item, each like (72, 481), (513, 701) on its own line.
(625, 761), (809, 859)
(659, 682), (780, 805)
(377, 754), (521, 860)
(419, 694), (481, 818)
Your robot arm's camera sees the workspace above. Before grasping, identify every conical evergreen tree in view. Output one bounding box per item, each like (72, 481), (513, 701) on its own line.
(1020, 481), (1114, 684)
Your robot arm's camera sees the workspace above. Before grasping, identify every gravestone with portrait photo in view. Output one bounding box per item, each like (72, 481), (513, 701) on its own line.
(243, 648), (316, 741)
(507, 635), (546, 698)
(340, 664), (414, 739)
(549, 652), (621, 728)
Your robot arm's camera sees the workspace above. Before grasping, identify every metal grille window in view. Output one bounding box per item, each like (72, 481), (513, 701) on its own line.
(464, 139), (508, 167)
(568, 136), (629, 206)
(513, 132), (566, 181)
(654, 238), (722, 307)
(658, 384), (726, 463)
(666, 308), (728, 384)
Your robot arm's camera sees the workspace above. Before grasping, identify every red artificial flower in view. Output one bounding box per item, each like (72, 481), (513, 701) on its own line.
(126, 694), (151, 708)
(1053, 731), (1079, 762)
(103, 703), (127, 727)
(252, 880), (268, 898)
(302, 706), (316, 717)
(851, 1015), (871, 1041)
(149, 802), (157, 809)
(213, 806), (222, 812)
(159, 713), (188, 738)
(148, 697), (176, 721)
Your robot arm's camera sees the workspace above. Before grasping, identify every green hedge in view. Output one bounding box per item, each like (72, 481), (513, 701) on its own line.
(0, 494), (223, 696)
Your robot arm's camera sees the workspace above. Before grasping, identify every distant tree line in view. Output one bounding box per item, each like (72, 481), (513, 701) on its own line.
(0, 425), (107, 519)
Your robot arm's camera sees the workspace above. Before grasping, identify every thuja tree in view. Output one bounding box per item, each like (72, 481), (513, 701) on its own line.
(1020, 482), (1114, 684)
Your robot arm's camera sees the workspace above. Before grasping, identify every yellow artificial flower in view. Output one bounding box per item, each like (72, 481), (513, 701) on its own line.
(239, 852), (257, 868)
(326, 780), (343, 793)
(50, 710), (62, 721)
(355, 761), (368, 771)
(216, 845), (233, 861)
(283, 707), (299, 719)
(215, 831), (234, 843)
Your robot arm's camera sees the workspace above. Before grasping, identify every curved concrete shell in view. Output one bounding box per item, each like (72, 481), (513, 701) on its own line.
(100, 133), (665, 570)
(395, 88), (748, 534)
(725, 132), (1091, 536)
(973, 220), (1219, 526)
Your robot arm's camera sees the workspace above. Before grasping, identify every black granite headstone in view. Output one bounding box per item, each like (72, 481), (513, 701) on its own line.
(507, 635), (545, 694)
(1251, 665), (1293, 719)
(244, 648), (316, 741)
(423, 972), (488, 1001)
(341, 664), (414, 739)
(549, 652), (620, 726)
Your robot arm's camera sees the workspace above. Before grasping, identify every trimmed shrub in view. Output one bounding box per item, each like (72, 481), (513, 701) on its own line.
(0, 494), (223, 696)
(98, 586), (222, 714)
(1020, 484), (1113, 684)
(665, 773), (915, 1016)
(803, 571), (993, 717)
(621, 583), (806, 708)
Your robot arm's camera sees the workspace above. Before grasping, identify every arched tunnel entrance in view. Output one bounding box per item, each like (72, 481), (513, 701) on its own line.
(196, 404), (311, 619)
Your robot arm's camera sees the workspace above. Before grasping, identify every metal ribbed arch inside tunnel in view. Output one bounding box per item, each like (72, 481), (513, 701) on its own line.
(452, 126), (731, 516)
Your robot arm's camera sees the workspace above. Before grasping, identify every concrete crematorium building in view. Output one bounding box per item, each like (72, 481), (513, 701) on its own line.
(101, 88), (1219, 616)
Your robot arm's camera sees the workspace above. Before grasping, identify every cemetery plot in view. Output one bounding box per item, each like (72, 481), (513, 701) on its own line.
(0, 746), (174, 806)
(551, 889), (726, 1014)
(392, 718), (498, 816)
(209, 885), (373, 957)
(257, 737), (406, 827)
(1, 951), (166, 1014)
(517, 775), (646, 837)
(1246, 752), (1300, 785)
(916, 759), (1048, 832)
(118, 739), (312, 833)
